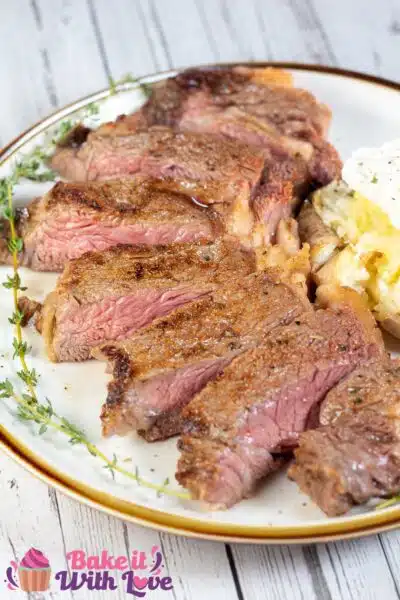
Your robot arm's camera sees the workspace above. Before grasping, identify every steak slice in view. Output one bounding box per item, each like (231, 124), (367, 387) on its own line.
(40, 239), (255, 362)
(94, 271), (311, 441)
(176, 306), (384, 508)
(108, 67), (341, 187)
(0, 179), (221, 272)
(50, 126), (295, 247)
(289, 359), (400, 516)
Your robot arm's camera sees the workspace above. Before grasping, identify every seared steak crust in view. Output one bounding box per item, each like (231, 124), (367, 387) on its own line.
(104, 67), (341, 187)
(127, 67), (330, 143)
(40, 239), (255, 362)
(50, 68), (342, 248)
(1, 179), (221, 272)
(51, 126), (294, 247)
(177, 307), (384, 508)
(52, 125), (265, 188)
(289, 359), (400, 516)
(95, 270), (311, 441)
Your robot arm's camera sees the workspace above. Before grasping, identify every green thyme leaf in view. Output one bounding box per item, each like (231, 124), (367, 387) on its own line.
(108, 73), (151, 97)
(7, 237), (23, 253)
(9, 310), (24, 325)
(12, 338), (30, 359)
(17, 368), (38, 387)
(3, 272), (27, 294)
(2, 206), (13, 221)
(85, 102), (99, 116)
(21, 393), (36, 404)
(0, 379), (14, 398)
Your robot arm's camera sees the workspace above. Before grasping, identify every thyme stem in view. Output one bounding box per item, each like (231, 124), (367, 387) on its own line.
(5, 180), (36, 400)
(9, 390), (188, 499)
(375, 497), (400, 510)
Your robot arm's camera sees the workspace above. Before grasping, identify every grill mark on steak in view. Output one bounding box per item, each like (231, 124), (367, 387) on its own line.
(289, 359), (400, 516)
(176, 307), (385, 508)
(94, 271), (311, 441)
(1, 179), (222, 272)
(40, 239), (256, 362)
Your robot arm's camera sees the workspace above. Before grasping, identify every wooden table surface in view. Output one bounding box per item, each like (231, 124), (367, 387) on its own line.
(1, 1), (400, 599)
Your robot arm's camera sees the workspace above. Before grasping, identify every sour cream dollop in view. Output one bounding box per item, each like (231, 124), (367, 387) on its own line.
(342, 139), (400, 229)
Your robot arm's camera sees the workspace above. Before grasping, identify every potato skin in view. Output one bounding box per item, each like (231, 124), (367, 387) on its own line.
(380, 316), (400, 340)
(297, 200), (340, 272)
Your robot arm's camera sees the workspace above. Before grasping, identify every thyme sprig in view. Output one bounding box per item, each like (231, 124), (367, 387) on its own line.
(108, 73), (152, 98)
(9, 102), (101, 184)
(0, 121), (188, 500)
(376, 497), (400, 510)
(0, 381), (187, 497)
(1, 180), (37, 401)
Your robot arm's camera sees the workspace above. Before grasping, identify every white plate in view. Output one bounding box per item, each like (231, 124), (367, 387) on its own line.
(1, 63), (400, 544)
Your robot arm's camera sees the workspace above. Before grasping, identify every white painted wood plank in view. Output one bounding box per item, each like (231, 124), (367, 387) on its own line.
(160, 536), (239, 600)
(379, 531), (400, 595)
(251, 0), (336, 64)
(88, 0), (164, 76)
(0, 1), (57, 144)
(316, 537), (399, 599)
(53, 492), (132, 600)
(0, 458), (74, 599)
(311, 0), (400, 80)
(198, 0), (271, 60)
(0, 0), (107, 145)
(141, 0), (216, 68)
(231, 544), (321, 600)
(35, 0), (108, 104)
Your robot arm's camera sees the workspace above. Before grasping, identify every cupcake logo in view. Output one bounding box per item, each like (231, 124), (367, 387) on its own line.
(5, 545), (173, 595)
(5, 548), (51, 592)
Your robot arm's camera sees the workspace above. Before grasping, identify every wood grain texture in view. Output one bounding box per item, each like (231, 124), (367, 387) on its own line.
(311, 0), (400, 80)
(1, 1), (400, 600)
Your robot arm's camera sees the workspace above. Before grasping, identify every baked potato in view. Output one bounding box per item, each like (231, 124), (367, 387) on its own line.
(299, 180), (400, 339)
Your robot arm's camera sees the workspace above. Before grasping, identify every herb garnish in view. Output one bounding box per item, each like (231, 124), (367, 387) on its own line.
(0, 107), (187, 500)
(108, 73), (152, 98)
(376, 496), (400, 510)
(371, 174), (378, 184)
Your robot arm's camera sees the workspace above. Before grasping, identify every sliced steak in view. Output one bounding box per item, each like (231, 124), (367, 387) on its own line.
(289, 359), (400, 516)
(51, 125), (292, 247)
(40, 239), (255, 362)
(104, 67), (341, 187)
(177, 307), (384, 508)
(0, 179), (221, 272)
(121, 67), (341, 184)
(94, 271), (311, 441)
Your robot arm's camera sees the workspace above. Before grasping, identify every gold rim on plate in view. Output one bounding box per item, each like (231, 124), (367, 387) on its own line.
(1, 62), (400, 544)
